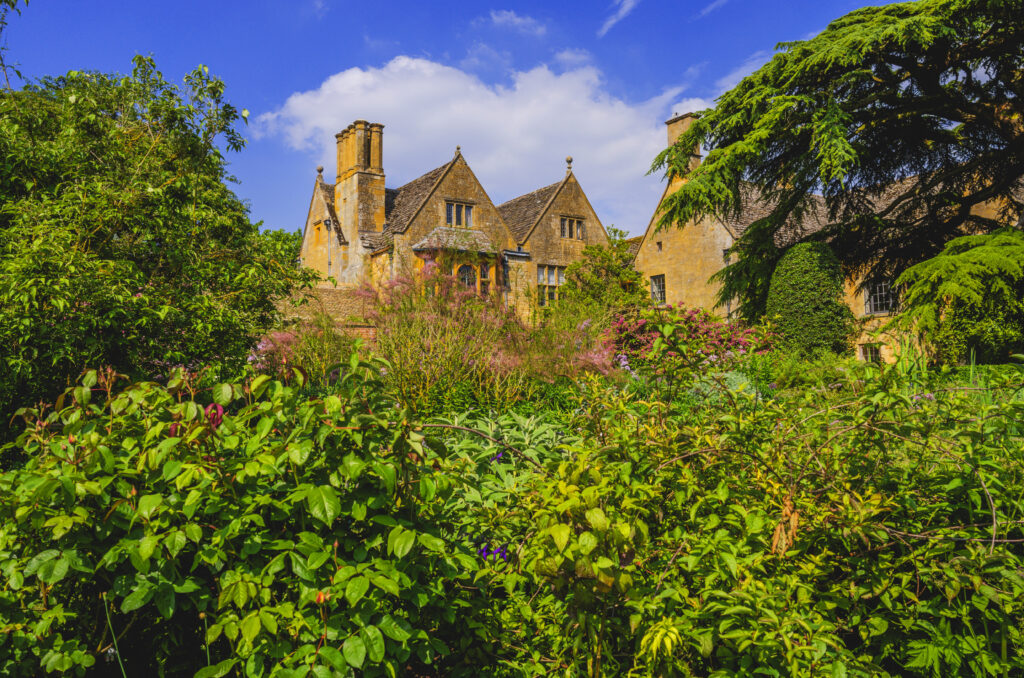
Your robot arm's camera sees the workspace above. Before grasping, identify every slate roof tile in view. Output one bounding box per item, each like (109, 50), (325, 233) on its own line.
(384, 162), (452, 234)
(497, 181), (561, 243)
(411, 227), (496, 253)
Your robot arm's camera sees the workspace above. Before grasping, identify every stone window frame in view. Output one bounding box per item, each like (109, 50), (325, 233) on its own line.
(537, 264), (566, 307)
(445, 201), (474, 228)
(860, 343), (882, 363)
(451, 260), (496, 295)
(650, 274), (666, 304)
(559, 216), (585, 240)
(864, 279), (896, 316)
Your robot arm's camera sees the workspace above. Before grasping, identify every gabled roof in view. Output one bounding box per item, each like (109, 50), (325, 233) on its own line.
(310, 179), (346, 245)
(384, 161), (452, 234)
(411, 227), (496, 253)
(317, 180), (339, 226)
(497, 180), (562, 243)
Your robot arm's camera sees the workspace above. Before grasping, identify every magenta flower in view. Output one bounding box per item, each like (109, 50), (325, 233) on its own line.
(205, 403), (224, 429)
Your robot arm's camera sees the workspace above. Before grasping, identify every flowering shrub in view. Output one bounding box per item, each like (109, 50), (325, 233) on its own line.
(612, 305), (772, 380)
(359, 265), (613, 414)
(249, 312), (357, 389)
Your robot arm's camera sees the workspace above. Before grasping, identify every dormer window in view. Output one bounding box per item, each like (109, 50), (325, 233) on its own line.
(446, 201), (473, 228)
(560, 217), (584, 240)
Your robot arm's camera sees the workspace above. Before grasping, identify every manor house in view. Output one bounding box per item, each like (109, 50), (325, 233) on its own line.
(298, 120), (609, 320)
(630, 113), (1019, 362)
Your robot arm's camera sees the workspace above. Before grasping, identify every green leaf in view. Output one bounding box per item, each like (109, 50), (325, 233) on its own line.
(212, 383), (232, 405)
(379, 614), (412, 642)
(154, 585), (176, 618)
(240, 613), (261, 644)
(306, 486), (341, 525)
(393, 530), (416, 558)
(721, 552), (738, 578)
(345, 576), (370, 607)
(194, 659), (237, 678)
(137, 494), (163, 519)
(121, 584), (153, 613)
(417, 532), (445, 553)
(37, 557), (69, 584)
(549, 524), (571, 552)
(343, 635), (366, 669)
(25, 549), (59, 576)
(362, 625), (386, 663)
(578, 531), (598, 555)
(371, 574), (399, 597)
(585, 508), (609, 532)
(319, 646), (346, 671)
(138, 535), (159, 561)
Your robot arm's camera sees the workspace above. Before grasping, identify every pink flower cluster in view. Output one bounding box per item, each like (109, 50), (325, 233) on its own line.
(611, 306), (771, 373)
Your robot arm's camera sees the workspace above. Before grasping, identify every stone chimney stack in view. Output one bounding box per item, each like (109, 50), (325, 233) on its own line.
(334, 120), (387, 235)
(666, 112), (702, 171)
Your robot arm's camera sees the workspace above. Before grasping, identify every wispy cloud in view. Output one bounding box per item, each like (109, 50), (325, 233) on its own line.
(311, 0), (328, 19)
(714, 50), (769, 91)
(597, 0), (641, 37)
(553, 48), (593, 68)
(489, 9), (547, 37)
(696, 0), (730, 19)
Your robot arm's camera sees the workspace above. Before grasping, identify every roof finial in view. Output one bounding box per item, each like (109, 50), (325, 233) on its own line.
(455, 145), (461, 156)
(316, 165), (324, 177)
(566, 155), (573, 173)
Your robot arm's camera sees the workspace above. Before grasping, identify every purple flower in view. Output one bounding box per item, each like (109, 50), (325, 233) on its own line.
(492, 451), (504, 462)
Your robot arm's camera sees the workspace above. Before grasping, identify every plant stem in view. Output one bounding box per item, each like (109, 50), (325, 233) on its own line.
(103, 598), (129, 678)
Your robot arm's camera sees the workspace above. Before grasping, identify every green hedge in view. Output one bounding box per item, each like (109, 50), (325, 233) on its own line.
(766, 242), (856, 356)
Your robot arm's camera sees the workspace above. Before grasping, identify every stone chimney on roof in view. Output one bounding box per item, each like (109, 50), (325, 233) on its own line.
(334, 120), (386, 234)
(666, 112), (702, 171)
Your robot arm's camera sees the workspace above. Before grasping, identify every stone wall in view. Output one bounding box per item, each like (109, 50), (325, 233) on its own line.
(517, 174), (609, 317)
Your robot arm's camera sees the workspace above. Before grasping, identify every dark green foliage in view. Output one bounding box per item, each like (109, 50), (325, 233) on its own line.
(654, 0), (1024, 319)
(766, 242), (855, 356)
(561, 226), (647, 310)
(899, 228), (1024, 363)
(0, 57), (315, 433)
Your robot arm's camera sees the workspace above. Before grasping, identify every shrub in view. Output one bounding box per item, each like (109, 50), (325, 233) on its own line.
(0, 58), (316, 436)
(361, 265), (613, 415)
(0, 365), (493, 677)
(766, 242), (856, 356)
(250, 312), (358, 389)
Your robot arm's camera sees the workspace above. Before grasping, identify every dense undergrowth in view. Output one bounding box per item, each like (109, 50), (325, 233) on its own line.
(2, 298), (1023, 677)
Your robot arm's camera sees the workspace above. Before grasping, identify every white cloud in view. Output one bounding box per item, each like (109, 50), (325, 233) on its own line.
(714, 50), (769, 92)
(670, 97), (715, 115)
(553, 48), (593, 68)
(696, 0), (729, 18)
(311, 0), (328, 19)
(489, 9), (546, 37)
(597, 0), (641, 37)
(257, 56), (688, 234)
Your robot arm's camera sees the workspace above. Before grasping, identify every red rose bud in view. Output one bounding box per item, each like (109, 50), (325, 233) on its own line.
(315, 591), (327, 604)
(205, 403), (224, 429)
(169, 423), (180, 437)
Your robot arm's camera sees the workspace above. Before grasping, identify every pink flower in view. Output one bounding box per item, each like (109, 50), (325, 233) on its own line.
(205, 403), (224, 429)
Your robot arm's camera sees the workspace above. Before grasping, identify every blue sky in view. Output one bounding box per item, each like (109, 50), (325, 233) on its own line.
(5, 0), (871, 236)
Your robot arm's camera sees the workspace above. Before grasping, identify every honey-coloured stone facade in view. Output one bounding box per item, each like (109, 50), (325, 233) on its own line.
(298, 120), (608, 322)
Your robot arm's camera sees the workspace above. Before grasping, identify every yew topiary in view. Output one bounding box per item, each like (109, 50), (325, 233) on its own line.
(766, 242), (855, 356)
